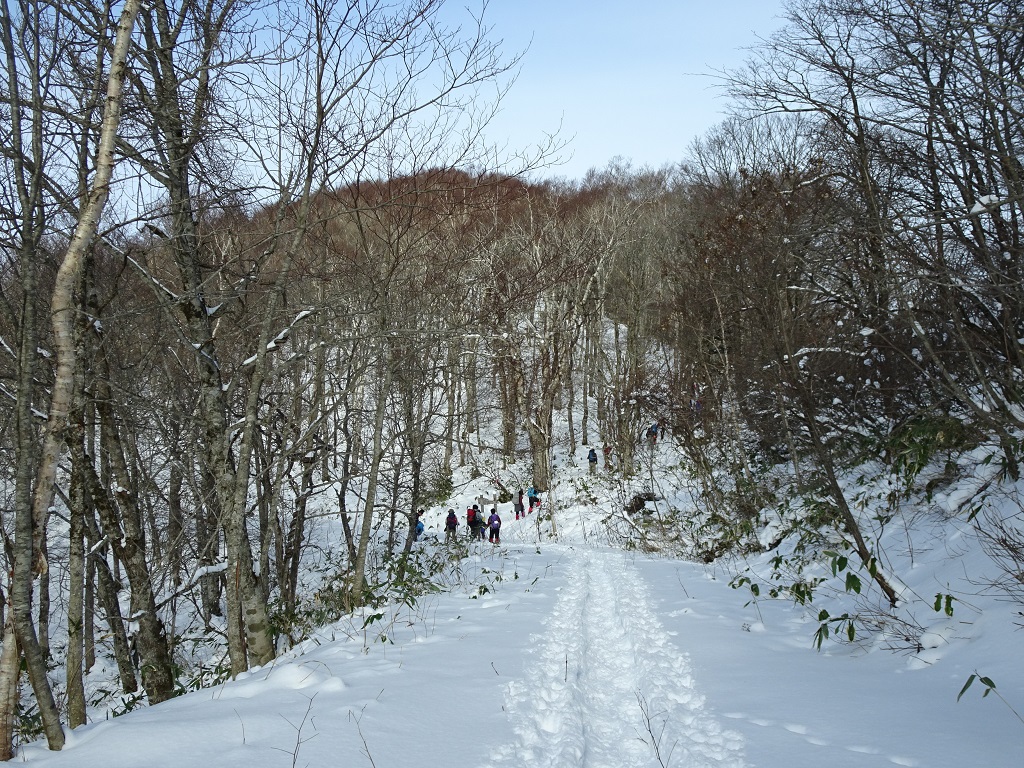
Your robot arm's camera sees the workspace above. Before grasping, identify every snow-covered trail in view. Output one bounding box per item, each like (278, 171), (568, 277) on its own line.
(15, 534), (1020, 768)
(489, 548), (746, 768)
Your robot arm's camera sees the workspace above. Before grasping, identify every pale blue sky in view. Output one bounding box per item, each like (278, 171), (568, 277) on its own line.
(476, 1), (787, 179)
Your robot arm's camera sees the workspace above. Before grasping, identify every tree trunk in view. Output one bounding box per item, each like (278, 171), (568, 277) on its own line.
(351, 361), (393, 606)
(513, 362), (556, 491)
(66, 454), (87, 728)
(0, 609), (19, 761)
(9, 1), (142, 750)
(283, 459), (315, 617)
(84, 559), (95, 672)
(36, 543), (50, 660)
(82, 511), (138, 696)
(443, 345), (458, 470)
(168, 460), (184, 588)
(196, 470), (223, 627)
(801, 404), (900, 607)
(88, 331), (175, 702)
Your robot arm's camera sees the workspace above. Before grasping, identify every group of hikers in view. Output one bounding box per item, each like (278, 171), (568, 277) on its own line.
(439, 486), (541, 545)
(418, 420), (678, 543)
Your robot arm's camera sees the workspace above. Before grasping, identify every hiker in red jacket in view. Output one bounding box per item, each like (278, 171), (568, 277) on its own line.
(467, 506), (484, 540)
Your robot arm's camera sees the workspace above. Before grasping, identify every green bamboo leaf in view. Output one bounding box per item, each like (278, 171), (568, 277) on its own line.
(813, 624), (828, 649)
(957, 674), (976, 702)
(845, 573), (861, 594)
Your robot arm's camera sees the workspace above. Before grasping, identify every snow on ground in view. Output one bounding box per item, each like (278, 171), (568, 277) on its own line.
(19, 504), (1023, 767)
(488, 548), (744, 768)
(15, 443), (1024, 767)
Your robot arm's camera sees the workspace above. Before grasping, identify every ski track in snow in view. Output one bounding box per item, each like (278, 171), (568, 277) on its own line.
(488, 548), (746, 768)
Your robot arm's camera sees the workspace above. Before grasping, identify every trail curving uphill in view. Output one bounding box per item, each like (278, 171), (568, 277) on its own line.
(489, 548), (746, 768)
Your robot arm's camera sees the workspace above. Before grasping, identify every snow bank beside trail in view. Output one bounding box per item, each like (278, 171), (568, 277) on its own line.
(488, 547), (746, 768)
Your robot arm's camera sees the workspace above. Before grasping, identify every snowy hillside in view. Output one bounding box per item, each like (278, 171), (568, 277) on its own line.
(18, 446), (1023, 768)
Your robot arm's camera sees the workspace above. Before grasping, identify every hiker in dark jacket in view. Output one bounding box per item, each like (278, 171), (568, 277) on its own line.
(444, 509), (459, 543)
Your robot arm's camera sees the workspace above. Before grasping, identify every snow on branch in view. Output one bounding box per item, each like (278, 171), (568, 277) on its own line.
(241, 307), (317, 367)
